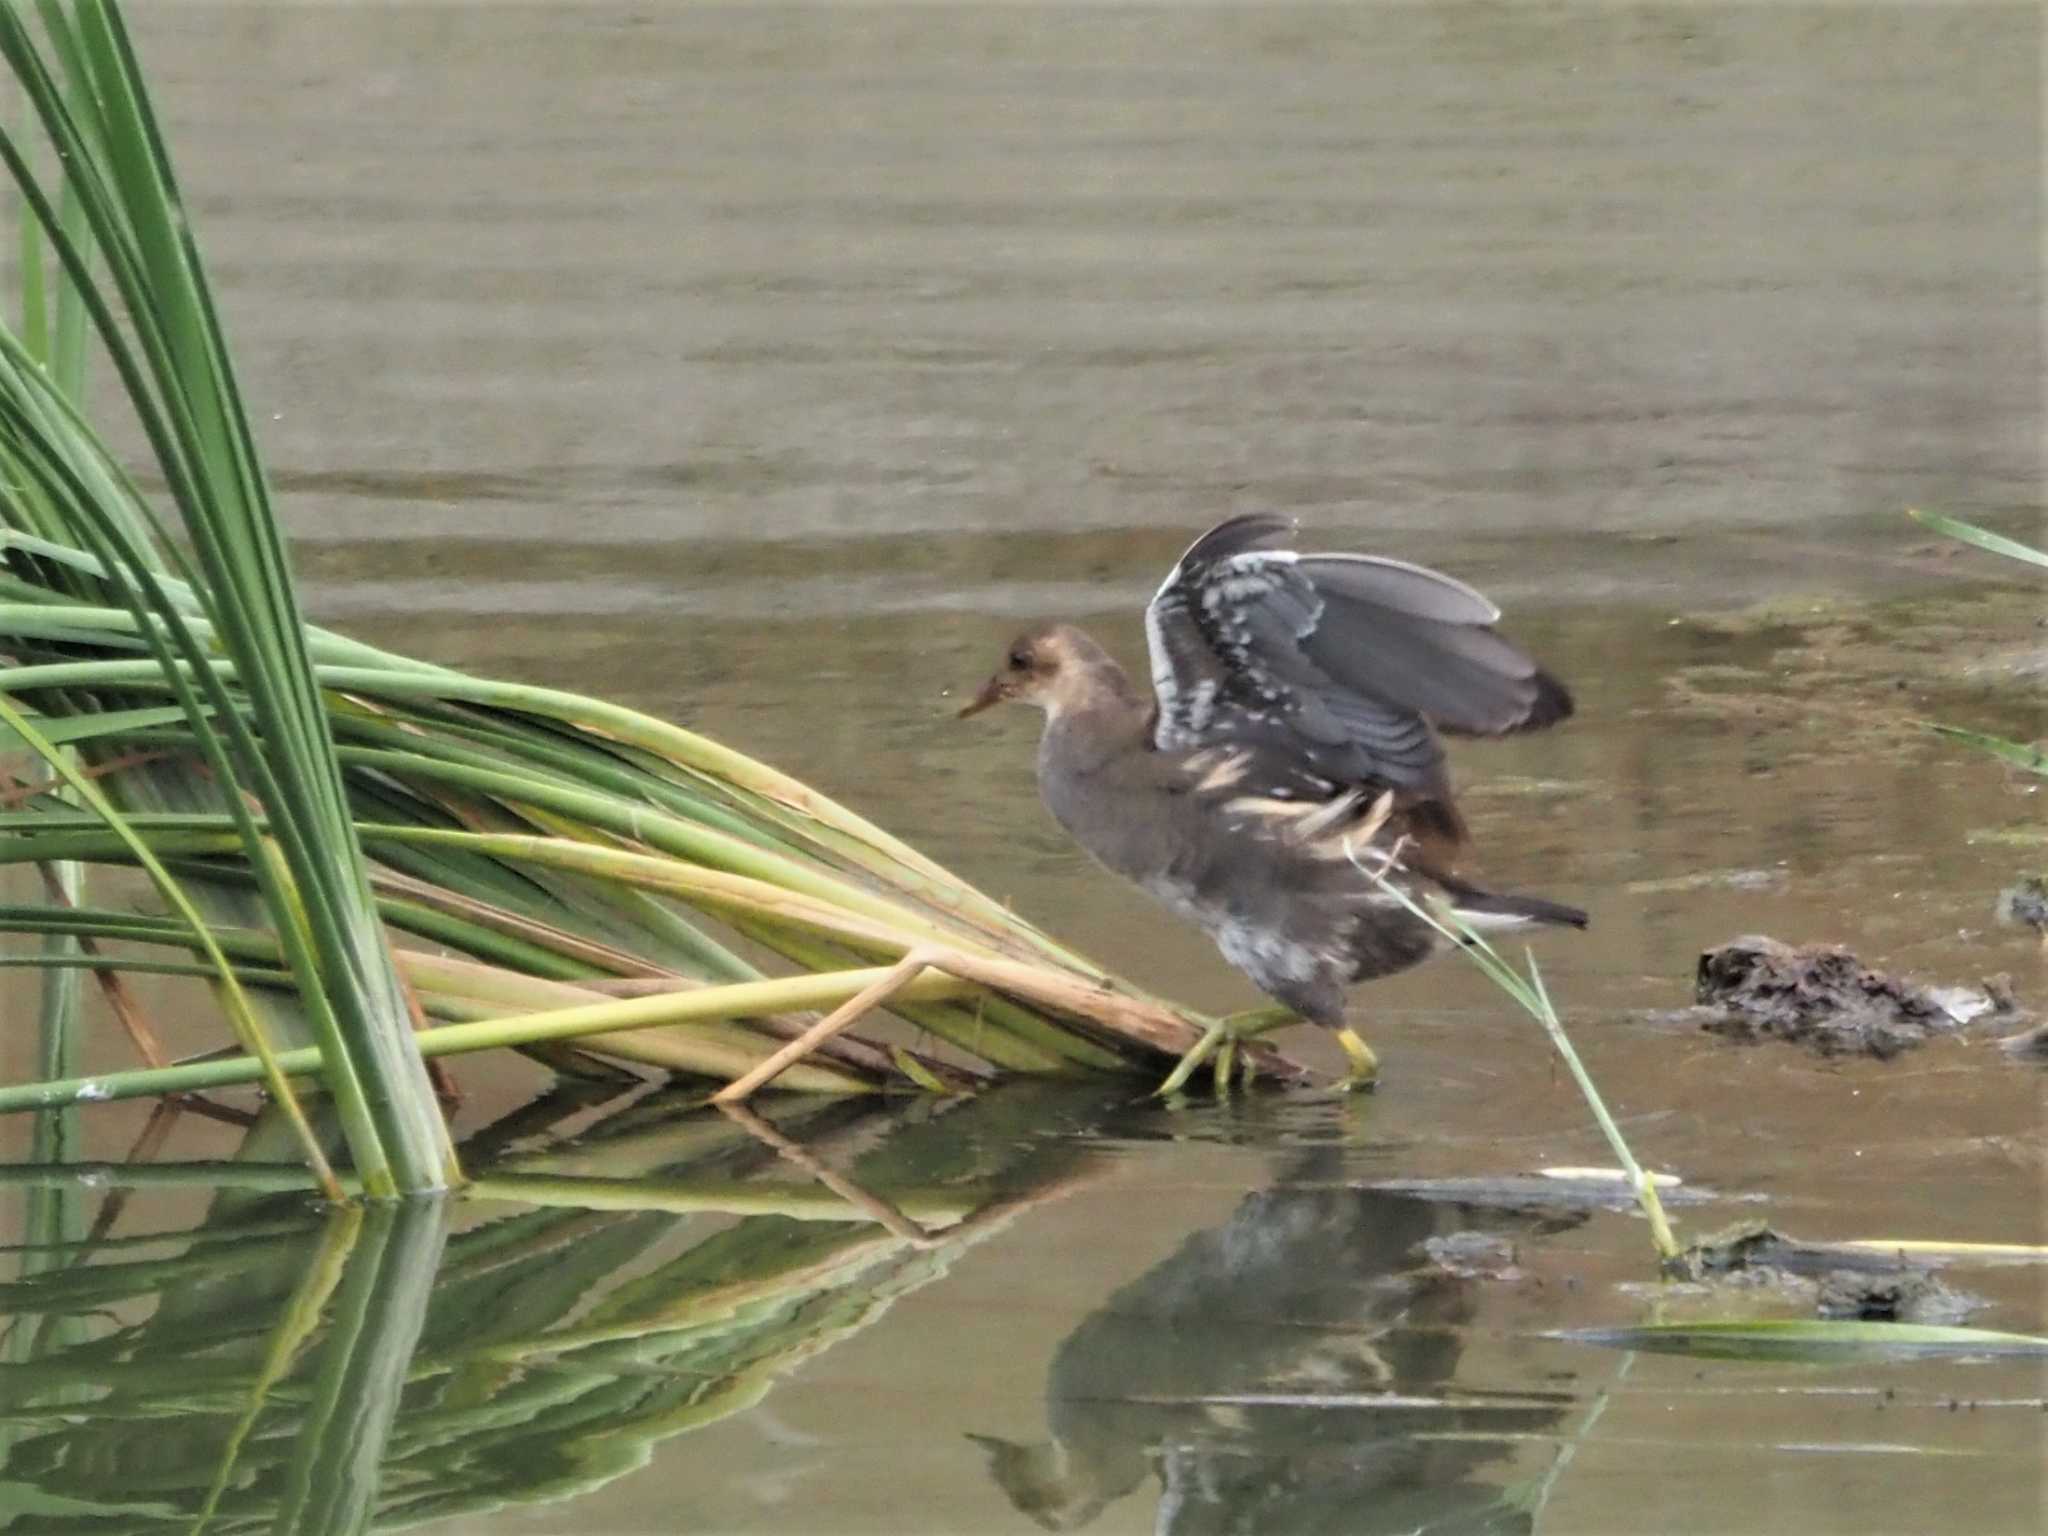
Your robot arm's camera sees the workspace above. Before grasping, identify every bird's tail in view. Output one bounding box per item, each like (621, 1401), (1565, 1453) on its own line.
(1432, 871), (1589, 930)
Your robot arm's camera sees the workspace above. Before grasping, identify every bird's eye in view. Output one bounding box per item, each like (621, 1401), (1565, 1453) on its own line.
(1007, 648), (1031, 670)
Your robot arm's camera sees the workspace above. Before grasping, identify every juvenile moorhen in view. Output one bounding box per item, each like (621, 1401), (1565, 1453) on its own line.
(959, 513), (1585, 1089)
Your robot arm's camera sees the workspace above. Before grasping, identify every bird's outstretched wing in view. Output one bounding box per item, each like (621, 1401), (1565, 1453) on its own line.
(1142, 513), (1571, 835)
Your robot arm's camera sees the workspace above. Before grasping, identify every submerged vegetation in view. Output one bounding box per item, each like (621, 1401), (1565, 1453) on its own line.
(0, 1), (1305, 1194)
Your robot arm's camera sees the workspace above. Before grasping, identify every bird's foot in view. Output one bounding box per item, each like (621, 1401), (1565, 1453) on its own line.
(1333, 1026), (1380, 1092)
(1154, 1005), (1300, 1097)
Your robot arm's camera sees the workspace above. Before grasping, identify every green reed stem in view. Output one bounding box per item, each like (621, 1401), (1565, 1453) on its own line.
(1346, 838), (1680, 1263)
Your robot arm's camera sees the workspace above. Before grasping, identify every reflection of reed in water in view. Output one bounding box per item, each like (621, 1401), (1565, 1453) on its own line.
(973, 1156), (1578, 1534)
(0, 1082), (1122, 1532)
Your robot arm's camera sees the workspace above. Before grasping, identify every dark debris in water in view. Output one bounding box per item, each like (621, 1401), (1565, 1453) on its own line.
(1677, 1223), (1890, 1281)
(1684, 934), (2024, 1059)
(1995, 876), (2048, 936)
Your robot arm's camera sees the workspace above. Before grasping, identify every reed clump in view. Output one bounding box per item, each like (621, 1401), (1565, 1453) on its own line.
(0, 0), (1308, 1192)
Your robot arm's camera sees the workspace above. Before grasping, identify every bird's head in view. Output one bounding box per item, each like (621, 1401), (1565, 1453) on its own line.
(957, 623), (1103, 719)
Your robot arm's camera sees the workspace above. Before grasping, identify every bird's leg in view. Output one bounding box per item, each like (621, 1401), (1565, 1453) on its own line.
(1334, 1026), (1380, 1090)
(1155, 1004), (1301, 1098)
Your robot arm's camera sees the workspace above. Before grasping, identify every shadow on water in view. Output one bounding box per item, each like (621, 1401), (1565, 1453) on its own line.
(967, 1154), (1581, 1535)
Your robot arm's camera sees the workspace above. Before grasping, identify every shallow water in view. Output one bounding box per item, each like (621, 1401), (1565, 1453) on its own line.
(3, 4), (2045, 1533)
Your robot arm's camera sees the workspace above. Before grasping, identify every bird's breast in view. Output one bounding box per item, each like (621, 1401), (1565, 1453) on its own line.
(1036, 754), (1185, 890)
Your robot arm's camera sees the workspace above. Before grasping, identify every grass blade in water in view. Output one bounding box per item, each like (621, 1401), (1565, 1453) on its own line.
(1907, 507), (2048, 571)
(1928, 724), (2048, 779)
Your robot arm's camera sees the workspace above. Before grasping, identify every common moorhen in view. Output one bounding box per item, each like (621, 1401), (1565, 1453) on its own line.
(959, 513), (1585, 1088)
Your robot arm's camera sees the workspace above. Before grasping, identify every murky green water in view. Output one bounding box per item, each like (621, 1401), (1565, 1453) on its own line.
(3, 5), (2044, 1533)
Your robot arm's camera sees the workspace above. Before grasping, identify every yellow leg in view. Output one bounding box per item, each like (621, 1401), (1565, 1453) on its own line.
(1335, 1026), (1380, 1090)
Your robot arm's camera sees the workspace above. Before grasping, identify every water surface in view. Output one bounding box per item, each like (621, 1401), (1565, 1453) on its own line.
(2, 5), (2043, 1533)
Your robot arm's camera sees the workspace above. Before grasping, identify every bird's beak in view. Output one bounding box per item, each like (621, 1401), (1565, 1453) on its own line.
(956, 674), (1007, 719)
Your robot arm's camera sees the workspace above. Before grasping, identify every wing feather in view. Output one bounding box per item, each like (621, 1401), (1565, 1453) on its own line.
(1141, 517), (1572, 821)
(1296, 552), (1501, 624)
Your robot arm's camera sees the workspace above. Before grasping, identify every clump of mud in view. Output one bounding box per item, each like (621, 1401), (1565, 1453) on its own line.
(1688, 935), (2019, 1059)
(1672, 1224), (1984, 1323)
(1815, 1269), (1979, 1326)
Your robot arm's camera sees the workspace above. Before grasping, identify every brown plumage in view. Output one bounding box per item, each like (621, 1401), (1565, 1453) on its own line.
(959, 515), (1583, 1039)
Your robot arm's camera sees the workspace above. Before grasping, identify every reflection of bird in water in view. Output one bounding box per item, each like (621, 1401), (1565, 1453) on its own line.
(958, 514), (1583, 1087)
(970, 1160), (1577, 1534)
